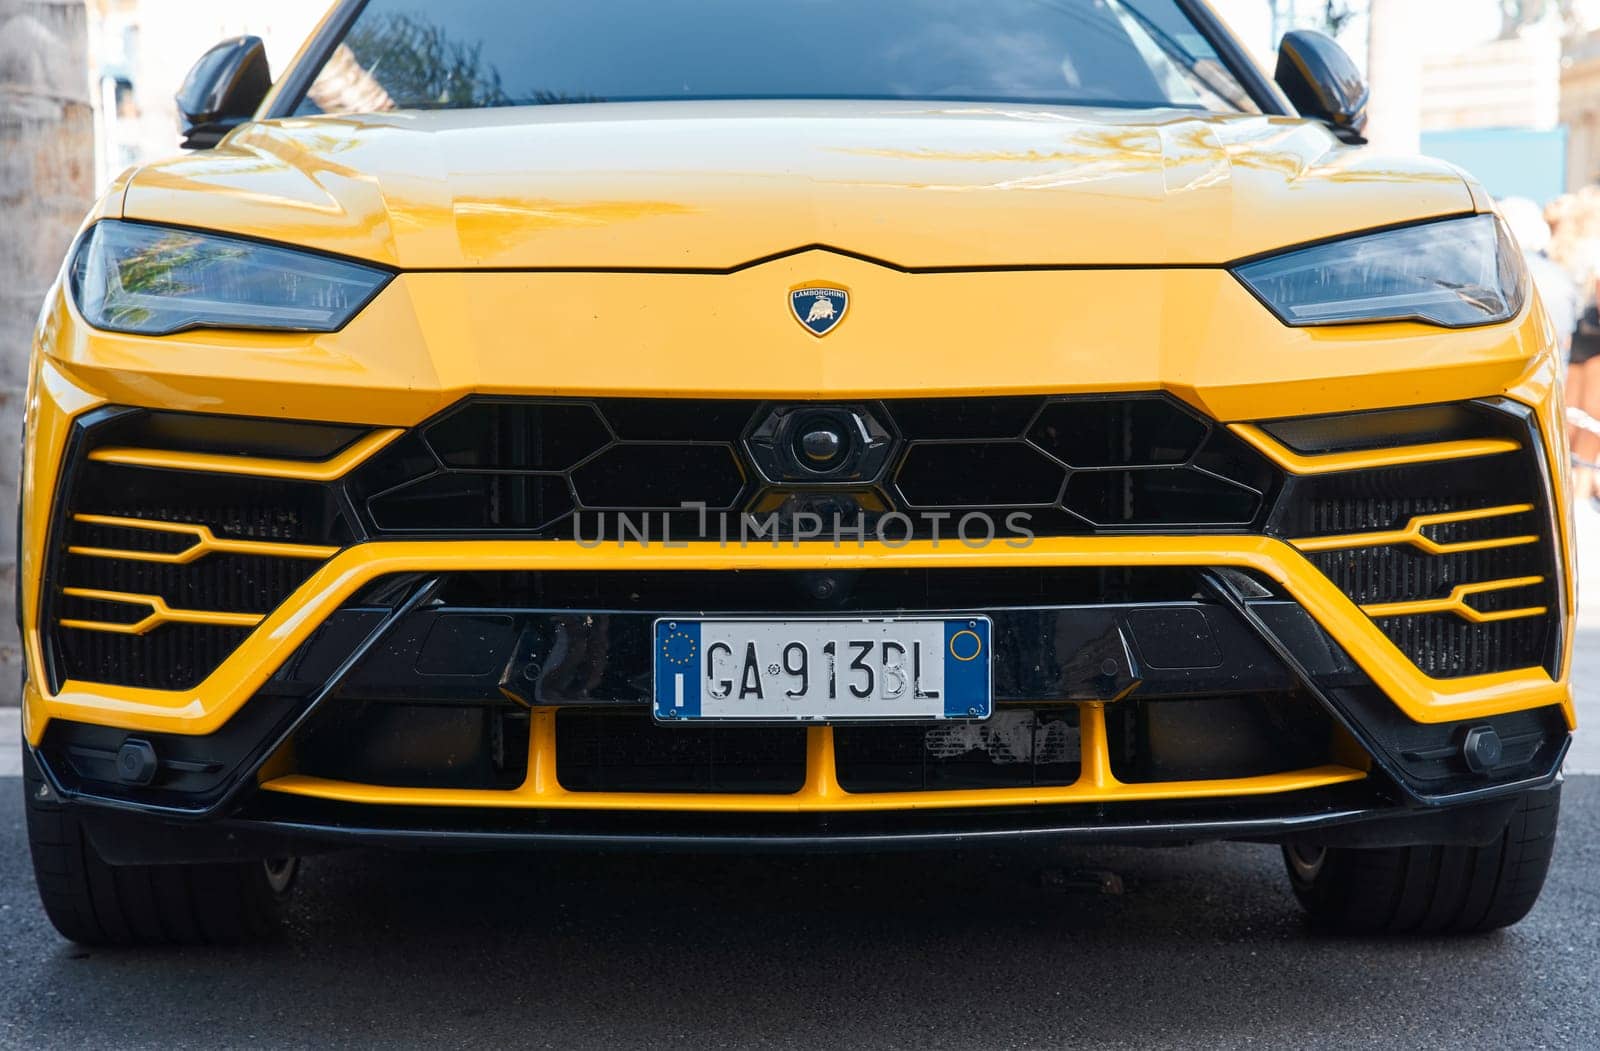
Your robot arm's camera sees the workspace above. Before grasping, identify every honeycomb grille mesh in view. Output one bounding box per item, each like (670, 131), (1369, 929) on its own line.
(348, 394), (1276, 537)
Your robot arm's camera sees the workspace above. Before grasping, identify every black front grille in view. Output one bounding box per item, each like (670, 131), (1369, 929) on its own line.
(353, 399), (756, 535)
(42, 395), (1562, 692)
(347, 394), (1277, 538)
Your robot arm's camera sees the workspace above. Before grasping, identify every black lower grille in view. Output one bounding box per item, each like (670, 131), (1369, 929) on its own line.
(1105, 695), (1334, 783)
(834, 708), (1081, 792)
(556, 709), (807, 794)
(286, 699), (1335, 797)
(294, 701), (531, 790)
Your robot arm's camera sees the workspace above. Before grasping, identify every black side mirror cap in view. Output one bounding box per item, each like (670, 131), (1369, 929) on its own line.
(176, 36), (271, 150)
(1274, 30), (1369, 145)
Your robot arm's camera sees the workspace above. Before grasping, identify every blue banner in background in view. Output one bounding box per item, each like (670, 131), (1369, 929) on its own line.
(1422, 128), (1567, 205)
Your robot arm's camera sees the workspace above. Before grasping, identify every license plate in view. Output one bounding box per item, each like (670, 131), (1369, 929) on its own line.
(653, 617), (992, 722)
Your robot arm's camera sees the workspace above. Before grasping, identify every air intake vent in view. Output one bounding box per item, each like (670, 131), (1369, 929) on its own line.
(42, 409), (356, 691)
(1266, 403), (1560, 679)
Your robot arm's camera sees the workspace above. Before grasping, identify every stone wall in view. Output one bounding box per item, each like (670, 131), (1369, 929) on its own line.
(0, 0), (93, 701)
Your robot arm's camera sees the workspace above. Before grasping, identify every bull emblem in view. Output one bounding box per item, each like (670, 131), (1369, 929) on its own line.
(790, 285), (849, 336)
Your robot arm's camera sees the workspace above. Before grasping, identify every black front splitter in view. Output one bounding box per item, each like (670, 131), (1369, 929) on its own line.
(75, 781), (1541, 865)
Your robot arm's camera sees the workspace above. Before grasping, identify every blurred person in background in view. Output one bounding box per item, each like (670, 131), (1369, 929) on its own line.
(1568, 300), (1600, 510)
(1545, 193), (1600, 509)
(1502, 198), (1575, 363)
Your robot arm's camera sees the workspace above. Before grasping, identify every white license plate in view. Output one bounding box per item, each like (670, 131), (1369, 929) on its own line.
(652, 617), (992, 722)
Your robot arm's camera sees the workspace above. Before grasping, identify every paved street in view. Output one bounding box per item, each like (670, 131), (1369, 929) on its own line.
(1, 505), (1596, 1048)
(0, 776), (1596, 1050)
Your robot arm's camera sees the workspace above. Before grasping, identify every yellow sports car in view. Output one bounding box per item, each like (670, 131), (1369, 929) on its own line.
(21, 0), (1574, 944)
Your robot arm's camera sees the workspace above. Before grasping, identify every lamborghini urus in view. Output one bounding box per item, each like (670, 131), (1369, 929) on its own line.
(20, 0), (1574, 944)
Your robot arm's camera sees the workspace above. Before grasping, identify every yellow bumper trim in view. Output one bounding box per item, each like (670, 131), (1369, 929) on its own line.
(67, 513), (341, 565)
(86, 427), (403, 482)
(57, 588), (265, 636)
(1291, 504), (1538, 556)
(1229, 423), (1520, 475)
(24, 535), (1572, 744)
(1361, 576), (1548, 624)
(259, 707), (1368, 813)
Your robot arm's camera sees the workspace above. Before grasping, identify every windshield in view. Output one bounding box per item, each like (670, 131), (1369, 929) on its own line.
(295, 0), (1259, 116)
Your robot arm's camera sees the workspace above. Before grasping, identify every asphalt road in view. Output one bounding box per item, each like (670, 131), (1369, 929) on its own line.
(1, 505), (1596, 1048)
(0, 778), (1596, 1049)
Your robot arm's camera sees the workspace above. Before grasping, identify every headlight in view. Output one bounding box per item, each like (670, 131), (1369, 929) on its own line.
(69, 220), (392, 336)
(1233, 214), (1526, 328)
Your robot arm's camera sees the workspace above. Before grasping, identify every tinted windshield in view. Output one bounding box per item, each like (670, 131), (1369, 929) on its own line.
(297, 0), (1258, 115)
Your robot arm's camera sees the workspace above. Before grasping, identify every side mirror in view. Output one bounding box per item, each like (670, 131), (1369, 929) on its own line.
(176, 36), (271, 150)
(1274, 30), (1368, 145)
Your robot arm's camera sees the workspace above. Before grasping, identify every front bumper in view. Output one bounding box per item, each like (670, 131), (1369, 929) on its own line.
(25, 550), (1572, 854)
(20, 262), (1577, 853)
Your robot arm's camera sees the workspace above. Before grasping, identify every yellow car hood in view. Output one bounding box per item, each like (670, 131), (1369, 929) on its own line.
(118, 101), (1474, 271)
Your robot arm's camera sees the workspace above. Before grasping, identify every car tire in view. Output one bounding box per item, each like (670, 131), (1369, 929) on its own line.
(22, 746), (297, 946)
(1282, 785), (1560, 935)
